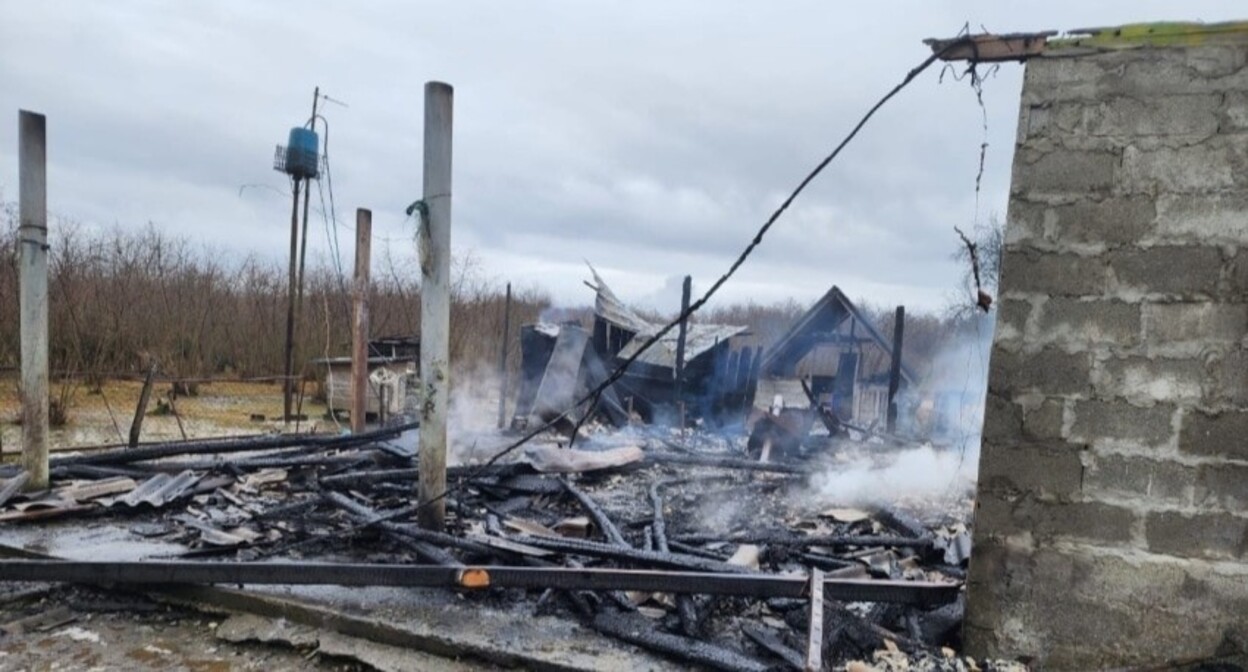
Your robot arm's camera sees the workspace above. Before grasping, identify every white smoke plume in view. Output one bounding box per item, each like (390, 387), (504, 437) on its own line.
(810, 311), (996, 511)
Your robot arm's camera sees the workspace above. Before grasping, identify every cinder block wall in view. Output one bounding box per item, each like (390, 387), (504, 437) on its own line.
(967, 44), (1248, 669)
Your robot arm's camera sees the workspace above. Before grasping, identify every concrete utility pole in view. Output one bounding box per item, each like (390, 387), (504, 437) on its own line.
(19, 110), (49, 490)
(350, 209), (372, 434)
(418, 81), (452, 531)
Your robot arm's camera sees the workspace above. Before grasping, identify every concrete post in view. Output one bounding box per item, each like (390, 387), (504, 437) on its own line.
(418, 81), (452, 530)
(351, 208), (372, 434)
(18, 110), (49, 490)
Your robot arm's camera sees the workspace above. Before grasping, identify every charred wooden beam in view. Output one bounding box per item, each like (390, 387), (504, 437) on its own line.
(322, 491), (461, 566)
(561, 478), (630, 548)
(741, 624), (804, 671)
(54, 421), (419, 468)
(592, 610), (771, 672)
(644, 452), (810, 474)
(673, 532), (932, 549)
(649, 480), (699, 637)
(511, 533), (752, 574)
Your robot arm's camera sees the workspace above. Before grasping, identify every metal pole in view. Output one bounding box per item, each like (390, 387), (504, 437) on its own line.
(418, 81), (453, 530)
(18, 110), (49, 490)
(351, 209), (372, 434)
(282, 178), (302, 423)
(294, 87), (319, 392)
(496, 282), (512, 429)
(674, 275), (691, 404)
(886, 305), (905, 433)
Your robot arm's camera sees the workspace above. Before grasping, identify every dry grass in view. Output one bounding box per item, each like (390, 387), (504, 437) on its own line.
(0, 377), (339, 455)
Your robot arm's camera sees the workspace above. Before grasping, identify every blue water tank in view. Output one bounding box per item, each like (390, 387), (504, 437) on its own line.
(285, 127), (319, 179)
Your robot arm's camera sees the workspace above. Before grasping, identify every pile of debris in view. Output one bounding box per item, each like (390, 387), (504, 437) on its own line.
(0, 417), (1000, 670)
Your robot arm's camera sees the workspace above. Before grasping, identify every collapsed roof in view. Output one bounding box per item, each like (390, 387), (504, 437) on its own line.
(587, 267), (746, 372)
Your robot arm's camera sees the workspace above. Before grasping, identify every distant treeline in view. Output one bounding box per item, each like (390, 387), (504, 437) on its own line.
(0, 205), (990, 387)
(0, 209), (548, 382)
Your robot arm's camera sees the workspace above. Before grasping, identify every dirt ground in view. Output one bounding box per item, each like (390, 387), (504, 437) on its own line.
(0, 584), (367, 672)
(0, 378), (342, 456)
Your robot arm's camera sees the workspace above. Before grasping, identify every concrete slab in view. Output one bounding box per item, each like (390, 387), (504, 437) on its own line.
(162, 583), (685, 672)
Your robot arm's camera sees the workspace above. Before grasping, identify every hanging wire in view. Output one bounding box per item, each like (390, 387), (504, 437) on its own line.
(408, 35), (981, 515)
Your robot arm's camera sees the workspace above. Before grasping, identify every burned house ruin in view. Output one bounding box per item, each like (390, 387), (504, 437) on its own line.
(512, 270), (754, 429)
(756, 286), (914, 429)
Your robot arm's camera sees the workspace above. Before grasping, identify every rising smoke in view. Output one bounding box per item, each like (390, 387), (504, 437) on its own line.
(810, 311), (996, 509)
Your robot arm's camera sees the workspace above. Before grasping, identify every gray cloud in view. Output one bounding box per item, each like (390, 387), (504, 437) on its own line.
(1, 1), (1242, 314)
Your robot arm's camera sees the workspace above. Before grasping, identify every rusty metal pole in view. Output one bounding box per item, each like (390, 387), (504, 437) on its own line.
(418, 81), (453, 530)
(18, 110), (49, 490)
(293, 87), (319, 410)
(282, 177), (302, 424)
(886, 305), (905, 433)
(350, 209), (372, 434)
(496, 282), (512, 429)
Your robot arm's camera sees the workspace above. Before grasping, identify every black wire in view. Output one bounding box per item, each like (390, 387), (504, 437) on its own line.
(412, 38), (975, 515)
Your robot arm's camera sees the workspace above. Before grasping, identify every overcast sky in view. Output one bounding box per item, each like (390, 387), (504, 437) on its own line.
(2, 2), (1243, 315)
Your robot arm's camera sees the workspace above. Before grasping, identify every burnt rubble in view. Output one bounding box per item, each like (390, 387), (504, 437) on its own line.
(0, 418), (995, 671)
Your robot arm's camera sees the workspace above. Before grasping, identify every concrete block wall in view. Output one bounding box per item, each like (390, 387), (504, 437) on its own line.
(967, 44), (1248, 670)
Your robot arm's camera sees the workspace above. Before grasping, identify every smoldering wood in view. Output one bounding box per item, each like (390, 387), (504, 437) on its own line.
(592, 610), (771, 672)
(509, 533), (755, 574)
(561, 478), (629, 547)
(741, 623), (805, 671)
(644, 451), (811, 474)
(648, 480), (699, 637)
(673, 532), (933, 549)
(49, 421), (419, 468)
(323, 491), (462, 566)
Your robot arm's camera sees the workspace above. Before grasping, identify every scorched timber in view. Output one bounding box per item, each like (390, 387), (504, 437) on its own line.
(46, 421), (419, 468)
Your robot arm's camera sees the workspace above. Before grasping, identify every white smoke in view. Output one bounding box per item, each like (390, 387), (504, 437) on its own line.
(809, 311), (996, 511)
(810, 444), (978, 509)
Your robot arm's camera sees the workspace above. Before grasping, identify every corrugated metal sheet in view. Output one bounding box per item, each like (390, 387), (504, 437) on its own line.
(114, 471), (202, 508)
(588, 268), (746, 371)
(0, 472), (30, 507)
